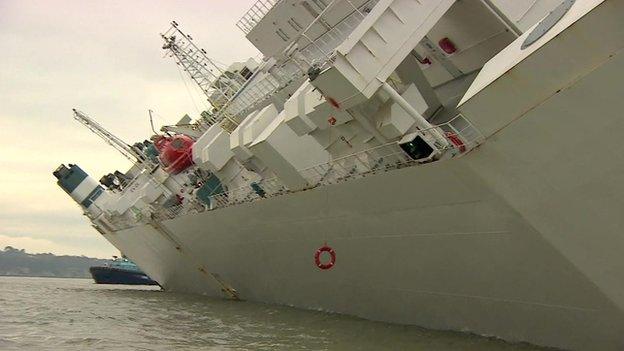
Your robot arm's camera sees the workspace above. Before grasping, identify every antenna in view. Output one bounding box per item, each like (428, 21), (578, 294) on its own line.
(160, 22), (245, 129)
(72, 109), (147, 165)
(148, 109), (158, 135)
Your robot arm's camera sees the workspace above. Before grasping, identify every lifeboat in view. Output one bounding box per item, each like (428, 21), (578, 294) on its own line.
(154, 135), (194, 174)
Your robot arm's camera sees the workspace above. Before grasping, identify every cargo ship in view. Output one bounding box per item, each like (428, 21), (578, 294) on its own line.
(53, 1), (624, 349)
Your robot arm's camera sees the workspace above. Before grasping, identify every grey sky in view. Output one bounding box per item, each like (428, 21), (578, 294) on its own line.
(0, 0), (258, 258)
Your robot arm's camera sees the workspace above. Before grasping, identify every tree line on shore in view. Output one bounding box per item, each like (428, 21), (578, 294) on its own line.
(0, 246), (108, 278)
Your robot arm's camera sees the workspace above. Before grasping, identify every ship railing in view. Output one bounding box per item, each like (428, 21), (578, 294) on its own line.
(148, 114), (483, 220)
(210, 177), (289, 208)
(220, 0), (379, 126)
(103, 213), (139, 231)
(162, 205), (184, 221)
(236, 0), (282, 35)
(299, 114), (484, 185)
(298, 143), (413, 186)
(438, 113), (486, 151)
(286, 0), (379, 67)
(150, 206), (174, 222)
(208, 115), (482, 210)
(224, 73), (282, 118)
(150, 201), (194, 222)
(298, 0), (379, 68)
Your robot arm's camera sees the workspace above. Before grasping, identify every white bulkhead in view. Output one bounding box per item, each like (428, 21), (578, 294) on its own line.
(192, 123), (258, 190)
(458, 0), (619, 136)
(488, 0), (572, 32)
(244, 105), (329, 190)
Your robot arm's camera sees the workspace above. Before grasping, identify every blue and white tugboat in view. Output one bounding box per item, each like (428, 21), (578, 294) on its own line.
(90, 256), (158, 286)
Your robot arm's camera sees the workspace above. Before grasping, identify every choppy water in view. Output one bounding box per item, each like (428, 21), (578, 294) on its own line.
(0, 276), (549, 350)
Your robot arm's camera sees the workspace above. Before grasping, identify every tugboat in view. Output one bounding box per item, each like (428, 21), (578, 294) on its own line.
(89, 256), (158, 285)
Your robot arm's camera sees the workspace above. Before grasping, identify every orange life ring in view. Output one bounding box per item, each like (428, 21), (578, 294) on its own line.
(315, 245), (336, 270)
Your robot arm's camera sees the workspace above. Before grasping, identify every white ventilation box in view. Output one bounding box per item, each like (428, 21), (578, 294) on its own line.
(283, 83), (318, 136)
(193, 123), (235, 173)
(248, 110), (329, 190)
(230, 109), (261, 163)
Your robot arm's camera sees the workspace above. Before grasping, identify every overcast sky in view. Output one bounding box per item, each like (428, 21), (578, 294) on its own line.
(0, 0), (258, 258)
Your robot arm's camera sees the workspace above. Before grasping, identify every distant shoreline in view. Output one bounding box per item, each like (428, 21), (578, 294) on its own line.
(1, 246), (108, 279)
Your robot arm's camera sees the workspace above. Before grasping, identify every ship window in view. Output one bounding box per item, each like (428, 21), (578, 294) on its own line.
(288, 18), (303, 31)
(399, 135), (434, 160)
(276, 29), (290, 41)
(240, 67), (252, 79)
(171, 138), (184, 149)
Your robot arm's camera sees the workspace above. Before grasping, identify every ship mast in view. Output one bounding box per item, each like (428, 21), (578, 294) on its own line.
(72, 109), (147, 165)
(161, 21), (246, 130)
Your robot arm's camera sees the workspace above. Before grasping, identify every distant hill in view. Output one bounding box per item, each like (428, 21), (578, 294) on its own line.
(0, 246), (108, 278)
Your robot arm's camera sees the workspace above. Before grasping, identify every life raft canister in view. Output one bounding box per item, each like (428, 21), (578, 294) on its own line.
(314, 245), (336, 270)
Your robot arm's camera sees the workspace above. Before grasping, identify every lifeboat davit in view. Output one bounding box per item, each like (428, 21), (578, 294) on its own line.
(154, 135), (194, 174)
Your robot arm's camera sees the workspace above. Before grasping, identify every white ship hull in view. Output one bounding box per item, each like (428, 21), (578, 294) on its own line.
(103, 47), (624, 350)
(63, 1), (624, 350)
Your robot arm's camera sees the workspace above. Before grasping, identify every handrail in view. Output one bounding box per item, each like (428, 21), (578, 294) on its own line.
(217, 0), (379, 131)
(149, 114), (484, 223)
(236, 0), (283, 35)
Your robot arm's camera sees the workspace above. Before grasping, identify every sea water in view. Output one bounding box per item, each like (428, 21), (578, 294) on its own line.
(0, 276), (549, 350)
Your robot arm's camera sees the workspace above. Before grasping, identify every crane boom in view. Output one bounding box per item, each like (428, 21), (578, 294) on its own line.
(72, 109), (146, 164)
(161, 21), (246, 130)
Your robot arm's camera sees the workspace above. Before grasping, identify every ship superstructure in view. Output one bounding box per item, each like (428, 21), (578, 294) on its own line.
(54, 1), (624, 349)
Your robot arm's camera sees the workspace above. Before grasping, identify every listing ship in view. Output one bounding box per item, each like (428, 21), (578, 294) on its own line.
(53, 0), (624, 350)
(89, 256), (158, 285)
